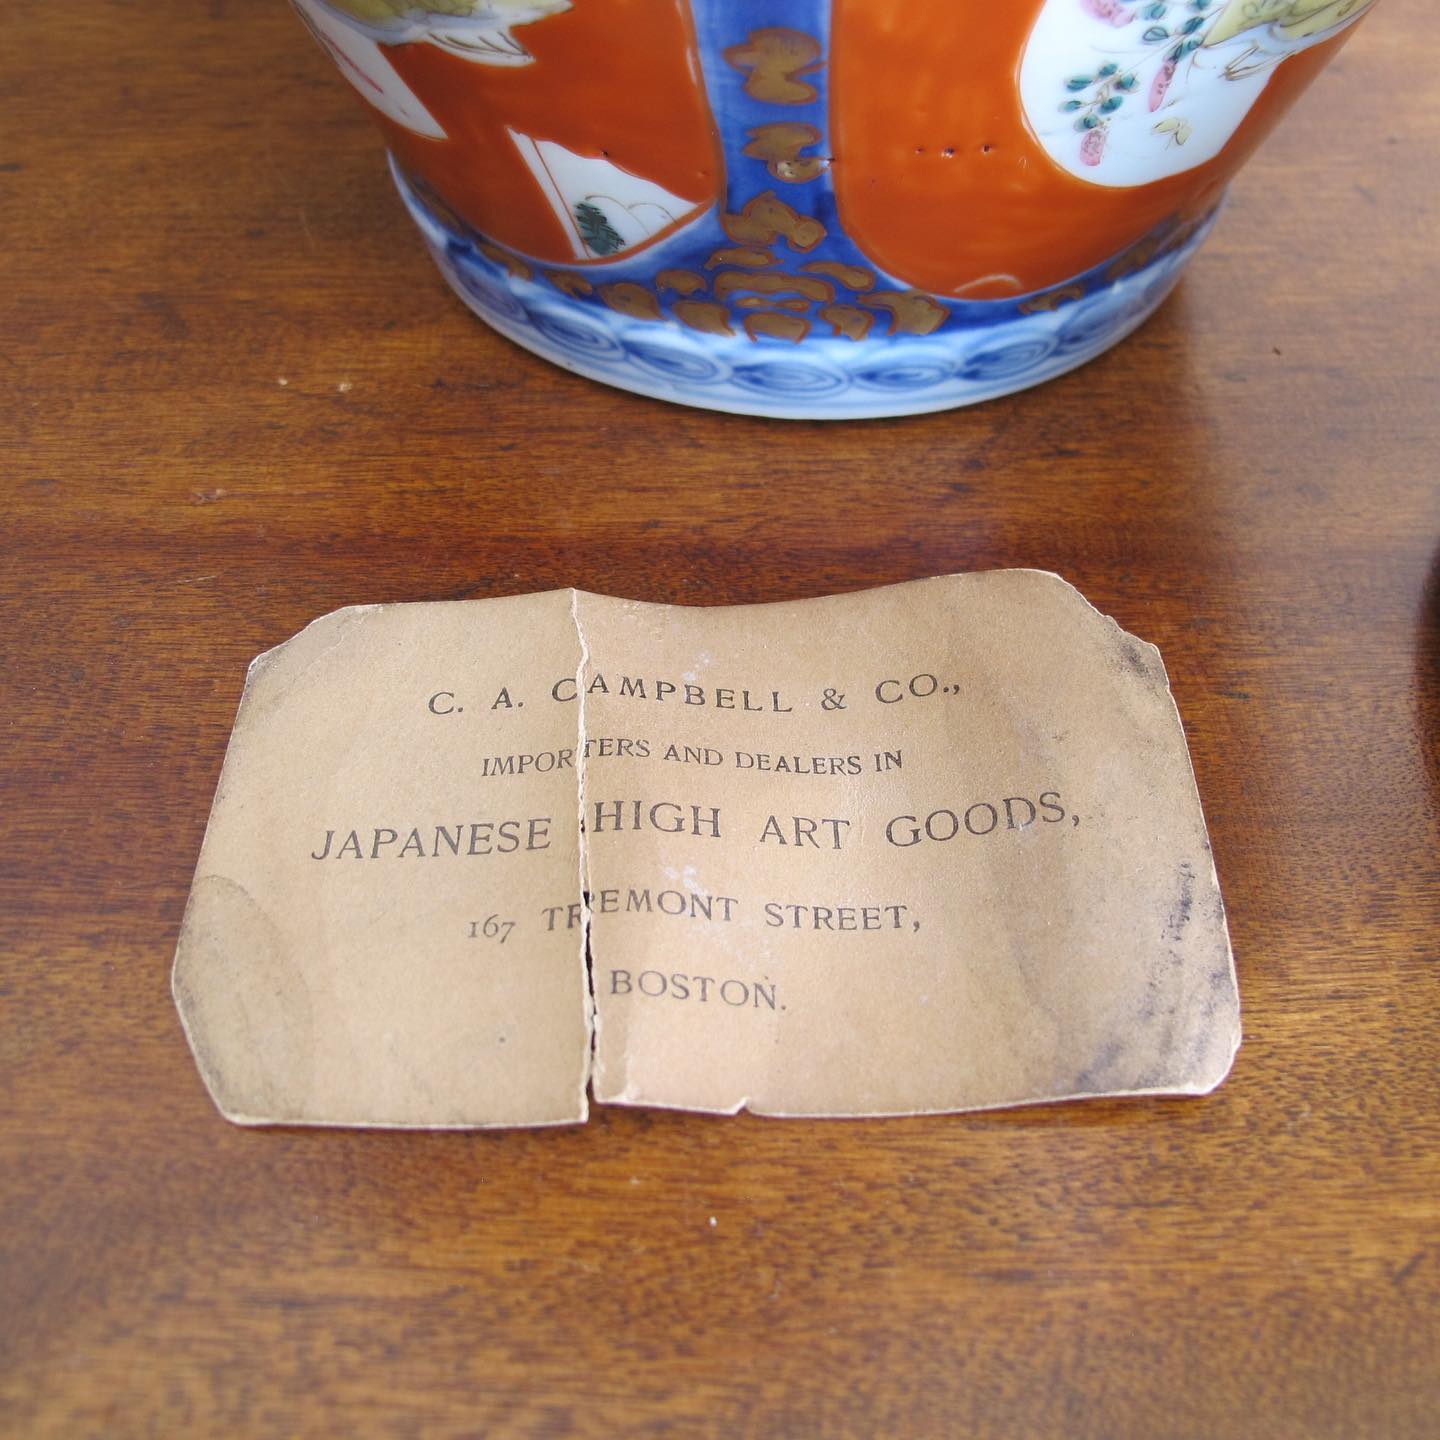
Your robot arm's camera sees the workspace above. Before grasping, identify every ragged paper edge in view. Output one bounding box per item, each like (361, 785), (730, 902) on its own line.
(172, 597), (592, 1130)
(172, 607), (373, 1127)
(568, 570), (1241, 1117)
(175, 572), (1241, 1127)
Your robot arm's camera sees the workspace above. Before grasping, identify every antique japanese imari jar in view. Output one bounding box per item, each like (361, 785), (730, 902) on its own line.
(294, 0), (1376, 418)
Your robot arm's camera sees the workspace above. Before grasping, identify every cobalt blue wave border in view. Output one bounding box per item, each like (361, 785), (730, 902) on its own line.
(392, 156), (1217, 420)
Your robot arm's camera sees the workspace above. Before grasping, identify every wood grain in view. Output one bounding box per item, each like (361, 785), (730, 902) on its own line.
(2, 3), (1437, 1435)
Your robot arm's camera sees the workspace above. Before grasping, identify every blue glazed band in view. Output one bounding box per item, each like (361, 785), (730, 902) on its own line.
(394, 154), (1217, 419)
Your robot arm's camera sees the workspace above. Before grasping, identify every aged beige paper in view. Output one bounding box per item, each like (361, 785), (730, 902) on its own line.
(172, 591), (590, 1127)
(576, 573), (1238, 1116)
(173, 572), (1238, 1127)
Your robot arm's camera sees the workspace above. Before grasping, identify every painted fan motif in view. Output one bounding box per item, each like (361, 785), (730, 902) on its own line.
(506, 131), (708, 260)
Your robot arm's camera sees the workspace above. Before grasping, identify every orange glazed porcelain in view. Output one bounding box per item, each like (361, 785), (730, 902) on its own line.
(293, 0), (1377, 416)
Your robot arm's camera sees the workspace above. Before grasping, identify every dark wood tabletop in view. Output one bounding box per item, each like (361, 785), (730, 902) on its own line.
(4, 3), (1438, 1435)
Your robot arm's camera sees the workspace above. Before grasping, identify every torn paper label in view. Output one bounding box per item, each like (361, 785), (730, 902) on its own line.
(173, 572), (1238, 1127)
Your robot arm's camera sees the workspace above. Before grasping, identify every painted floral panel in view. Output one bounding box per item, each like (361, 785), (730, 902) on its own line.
(1020, 0), (1376, 185)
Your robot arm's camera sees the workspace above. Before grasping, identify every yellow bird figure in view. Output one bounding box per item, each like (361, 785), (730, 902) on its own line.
(1205, 0), (1377, 47)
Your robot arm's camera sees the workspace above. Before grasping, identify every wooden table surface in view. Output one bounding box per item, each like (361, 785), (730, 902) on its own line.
(4, 3), (1438, 1435)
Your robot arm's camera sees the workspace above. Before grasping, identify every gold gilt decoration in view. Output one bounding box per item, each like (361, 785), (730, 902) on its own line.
(720, 192), (825, 251)
(1019, 284), (1085, 314)
(478, 241), (532, 280)
(744, 312), (810, 343)
(402, 169), (471, 236)
(673, 300), (734, 336)
(705, 246), (777, 269)
(1107, 235), (1164, 282)
(801, 260), (876, 293)
(598, 282), (663, 321)
(862, 291), (948, 336)
(820, 305), (874, 341)
(743, 123), (827, 183)
(544, 270), (594, 296)
(452, 23), (955, 350)
(1106, 214), (1208, 282)
(656, 269), (706, 295)
(712, 271), (836, 305)
(721, 28), (824, 104)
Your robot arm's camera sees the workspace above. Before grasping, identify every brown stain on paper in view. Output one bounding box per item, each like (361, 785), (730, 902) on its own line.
(173, 874), (316, 1123)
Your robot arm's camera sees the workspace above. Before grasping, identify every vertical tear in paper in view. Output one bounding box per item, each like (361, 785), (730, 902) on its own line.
(571, 587), (597, 1086)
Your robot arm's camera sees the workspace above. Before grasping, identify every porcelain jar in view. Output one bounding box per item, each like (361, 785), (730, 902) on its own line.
(293, 0), (1376, 418)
